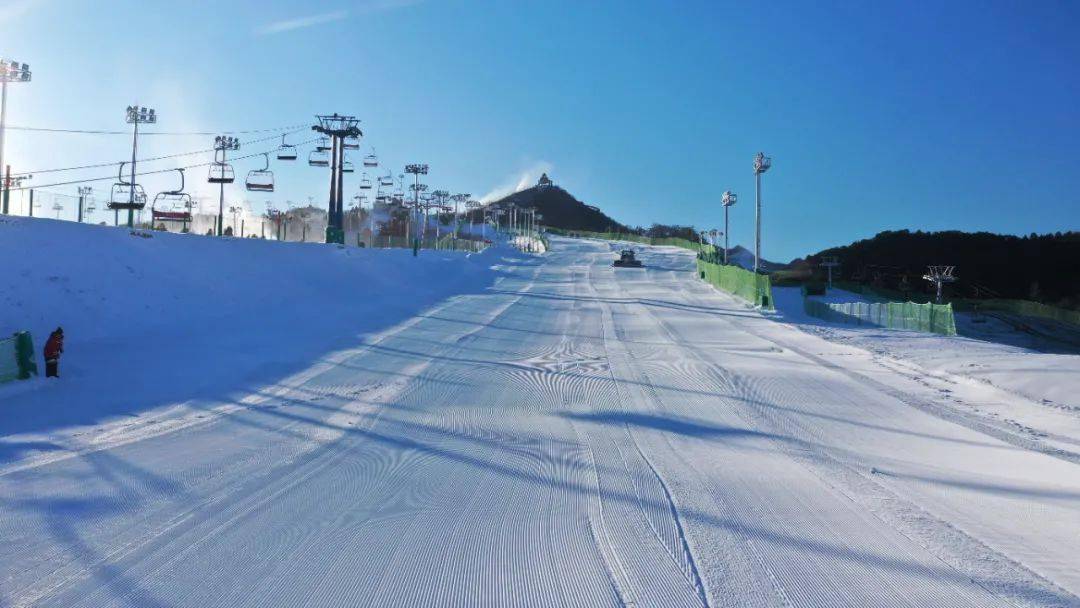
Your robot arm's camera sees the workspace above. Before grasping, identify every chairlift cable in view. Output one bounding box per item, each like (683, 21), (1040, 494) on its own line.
(5, 138), (321, 192)
(4, 123), (309, 136)
(10, 128), (309, 176)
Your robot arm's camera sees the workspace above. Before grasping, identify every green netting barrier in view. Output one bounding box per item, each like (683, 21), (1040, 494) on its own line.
(697, 259), (774, 309)
(0, 332), (38, 383)
(550, 229), (707, 252)
(954, 298), (1080, 328)
(804, 299), (957, 336)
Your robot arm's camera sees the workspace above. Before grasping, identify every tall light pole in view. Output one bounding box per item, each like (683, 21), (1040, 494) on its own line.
(77, 186), (92, 223)
(213, 135), (239, 235)
(125, 105), (156, 228)
(721, 190), (737, 265)
(0, 59), (31, 215)
(752, 152), (772, 273)
(405, 163), (428, 256)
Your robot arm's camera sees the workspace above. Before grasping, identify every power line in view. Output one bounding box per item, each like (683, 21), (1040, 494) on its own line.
(10, 128), (308, 176)
(4, 123), (309, 136)
(6, 137), (321, 192)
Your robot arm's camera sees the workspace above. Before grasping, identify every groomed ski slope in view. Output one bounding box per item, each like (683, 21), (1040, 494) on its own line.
(2, 236), (1079, 607)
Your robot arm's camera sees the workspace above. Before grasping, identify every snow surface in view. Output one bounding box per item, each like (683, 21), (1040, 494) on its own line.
(774, 285), (1080, 456)
(2, 227), (1079, 607)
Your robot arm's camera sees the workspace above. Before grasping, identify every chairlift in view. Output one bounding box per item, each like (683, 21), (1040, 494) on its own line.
(277, 134), (297, 161)
(363, 151), (378, 168)
(245, 153), (275, 193)
(316, 137), (331, 152)
(359, 173), (372, 189)
(107, 162), (148, 210)
(379, 172), (394, 187)
(152, 169), (194, 224)
(308, 149), (329, 167)
(342, 159), (355, 173)
(208, 149), (235, 184)
(343, 135), (360, 150)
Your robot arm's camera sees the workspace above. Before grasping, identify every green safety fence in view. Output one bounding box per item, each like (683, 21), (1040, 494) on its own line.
(697, 259), (774, 309)
(954, 298), (1080, 328)
(804, 299), (957, 336)
(549, 228), (708, 253)
(0, 332), (38, 383)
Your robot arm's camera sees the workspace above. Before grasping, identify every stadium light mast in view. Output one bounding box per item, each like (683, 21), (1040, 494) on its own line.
(721, 190), (737, 265)
(124, 104), (156, 228)
(0, 59), (31, 215)
(753, 152), (771, 273)
(405, 163), (428, 256)
(212, 135), (239, 235)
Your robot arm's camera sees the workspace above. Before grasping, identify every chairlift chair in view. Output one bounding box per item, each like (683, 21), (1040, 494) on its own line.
(343, 135), (360, 150)
(107, 162), (148, 210)
(379, 173), (394, 187)
(359, 174), (373, 189)
(316, 137), (331, 152)
(245, 153), (275, 193)
(208, 149), (235, 184)
(309, 149), (329, 167)
(276, 134), (297, 161)
(151, 169), (194, 223)
(342, 159), (355, 173)
(363, 152), (378, 168)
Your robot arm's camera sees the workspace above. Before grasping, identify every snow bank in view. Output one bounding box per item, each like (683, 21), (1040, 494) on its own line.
(771, 285), (1080, 448)
(0, 216), (501, 448)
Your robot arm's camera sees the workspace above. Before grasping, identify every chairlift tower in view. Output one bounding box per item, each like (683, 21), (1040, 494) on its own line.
(212, 135), (239, 236)
(923, 265), (957, 304)
(405, 164), (428, 255)
(312, 114), (362, 243)
(721, 190), (737, 265)
(821, 256), (840, 289)
(753, 152), (771, 273)
(77, 186), (92, 223)
(124, 106), (157, 227)
(0, 59), (31, 215)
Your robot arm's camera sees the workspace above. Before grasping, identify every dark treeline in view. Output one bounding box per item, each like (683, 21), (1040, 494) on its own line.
(808, 230), (1080, 307)
(623, 224), (701, 241)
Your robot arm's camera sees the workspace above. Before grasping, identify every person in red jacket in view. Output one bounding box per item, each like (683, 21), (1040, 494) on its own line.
(44, 327), (64, 378)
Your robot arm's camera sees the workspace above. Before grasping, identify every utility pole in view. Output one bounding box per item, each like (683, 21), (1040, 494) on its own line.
(212, 135), (239, 236)
(405, 164), (428, 256)
(0, 59), (31, 215)
(77, 186), (92, 223)
(752, 152), (772, 273)
(124, 106), (156, 228)
(313, 114), (362, 244)
(721, 190), (737, 265)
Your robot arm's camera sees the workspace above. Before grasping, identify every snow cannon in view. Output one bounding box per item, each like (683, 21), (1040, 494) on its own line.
(613, 249), (643, 268)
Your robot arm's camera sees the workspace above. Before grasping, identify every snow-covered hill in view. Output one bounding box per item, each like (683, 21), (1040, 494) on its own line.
(0, 216), (500, 453)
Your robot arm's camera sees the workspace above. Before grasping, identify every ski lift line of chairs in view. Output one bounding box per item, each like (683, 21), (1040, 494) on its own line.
(277, 134), (297, 161)
(151, 169), (194, 223)
(246, 153), (274, 193)
(208, 148), (235, 184)
(107, 162), (147, 210)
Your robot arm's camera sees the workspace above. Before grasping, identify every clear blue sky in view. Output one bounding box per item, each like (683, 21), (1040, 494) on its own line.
(2, 0), (1078, 261)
